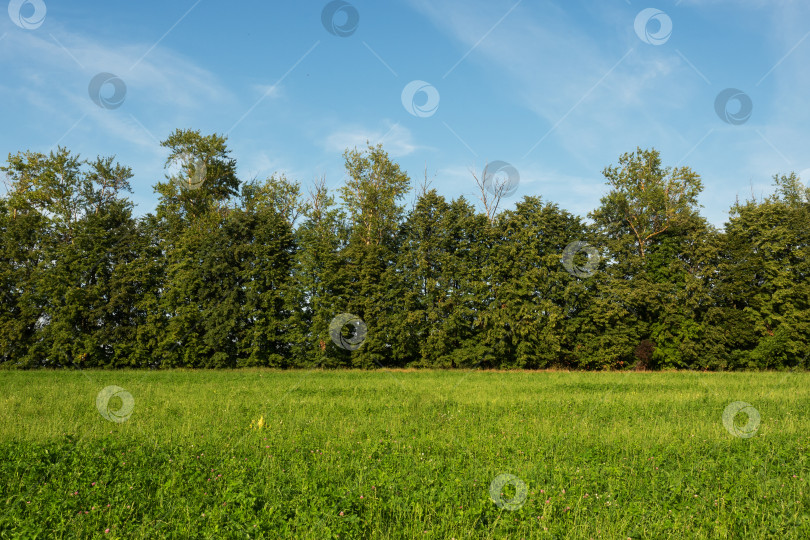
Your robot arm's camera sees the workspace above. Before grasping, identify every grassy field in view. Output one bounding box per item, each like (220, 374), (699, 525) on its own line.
(1, 369), (808, 539)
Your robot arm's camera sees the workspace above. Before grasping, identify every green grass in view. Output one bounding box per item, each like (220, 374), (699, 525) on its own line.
(1, 369), (809, 539)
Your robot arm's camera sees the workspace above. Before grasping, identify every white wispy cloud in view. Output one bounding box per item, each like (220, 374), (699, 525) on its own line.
(407, 0), (698, 165)
(407, 0), (809, 226)
(324, 122), (420, 157)
(0, 20), (235, 149)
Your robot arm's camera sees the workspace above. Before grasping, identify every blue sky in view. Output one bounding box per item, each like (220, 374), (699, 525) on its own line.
(1, 0), (809, 227)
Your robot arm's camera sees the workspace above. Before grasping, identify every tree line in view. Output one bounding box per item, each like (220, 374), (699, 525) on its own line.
(1, 129), (808, 370)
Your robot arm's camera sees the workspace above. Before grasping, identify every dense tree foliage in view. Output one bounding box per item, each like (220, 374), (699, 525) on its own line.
(1, 135), (807, 369)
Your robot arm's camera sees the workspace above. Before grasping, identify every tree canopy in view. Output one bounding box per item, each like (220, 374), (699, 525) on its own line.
(1, 137), (807, 370)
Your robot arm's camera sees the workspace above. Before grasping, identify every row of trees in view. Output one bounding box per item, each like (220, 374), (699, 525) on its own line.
(1, 129), (808, 370)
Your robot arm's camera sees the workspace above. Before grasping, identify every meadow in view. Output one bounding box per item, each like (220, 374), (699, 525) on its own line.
(1, 369), (808, 539)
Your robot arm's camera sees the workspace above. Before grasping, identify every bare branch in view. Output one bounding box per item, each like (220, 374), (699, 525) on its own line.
(471, 161), (504, 225)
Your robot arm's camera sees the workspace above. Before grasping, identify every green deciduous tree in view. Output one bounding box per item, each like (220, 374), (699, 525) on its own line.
(155, 129), (240, 226)
(1, 148), (137, 367)
(339, 144), (410, 368)
(487, 197), (586, 368)
(1, 139), (807, 372)
(712, 173), (810, 368)
(587, 148), (708, 369)
(294, 178), (350, 367)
